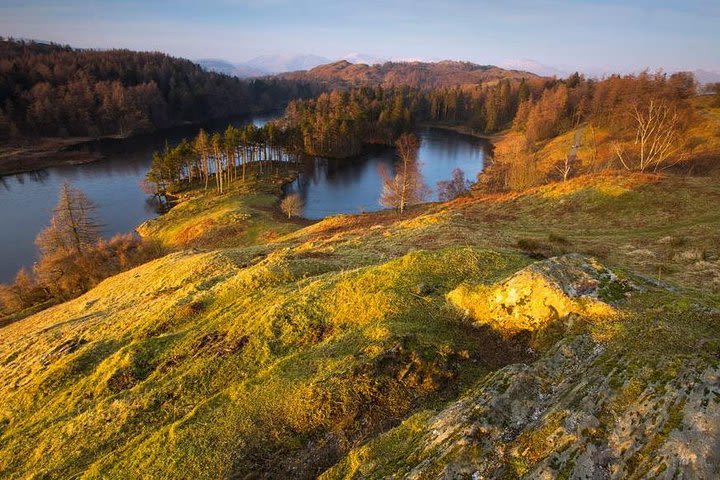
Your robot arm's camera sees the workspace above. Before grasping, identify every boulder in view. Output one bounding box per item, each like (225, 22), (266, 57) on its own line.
(447, 254), (629, 334)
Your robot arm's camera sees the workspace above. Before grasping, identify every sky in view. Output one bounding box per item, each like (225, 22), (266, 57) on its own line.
(1, 0), (719, 74)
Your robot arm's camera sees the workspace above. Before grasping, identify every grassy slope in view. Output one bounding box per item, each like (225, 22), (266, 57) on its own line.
(492, 96), (720, 184)
(137, 168), (306, 250)
(1, 167), (719, 477)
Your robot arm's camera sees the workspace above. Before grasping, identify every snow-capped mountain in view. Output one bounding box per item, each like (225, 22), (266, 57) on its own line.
(498, 59), (569, 78)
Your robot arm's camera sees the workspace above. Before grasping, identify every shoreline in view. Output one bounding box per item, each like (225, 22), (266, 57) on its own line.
(136, 162), (306, 237)
(1, 119), (503, 177)
(420, 122), (508, 143)
(0, 137), (105, 176)
(0, 110), (283, 177)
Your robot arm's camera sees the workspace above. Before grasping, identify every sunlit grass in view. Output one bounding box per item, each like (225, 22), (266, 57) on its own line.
(1, 164), (719, 477)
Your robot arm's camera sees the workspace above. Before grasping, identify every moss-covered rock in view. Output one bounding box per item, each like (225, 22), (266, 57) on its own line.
(447, 254), (623, 334)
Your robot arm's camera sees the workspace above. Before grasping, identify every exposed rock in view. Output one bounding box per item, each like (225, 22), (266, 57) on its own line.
(447, 254), (628, 334)
(324, 335), (720, 479)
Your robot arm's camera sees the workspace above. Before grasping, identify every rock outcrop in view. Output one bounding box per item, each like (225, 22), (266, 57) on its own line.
(322, 255), (720, 479)
(447, 254), (630, 334)
(324, 334), (720, 479)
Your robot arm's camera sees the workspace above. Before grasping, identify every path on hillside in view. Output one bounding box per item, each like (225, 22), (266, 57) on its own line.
(567, 126), (585, 160)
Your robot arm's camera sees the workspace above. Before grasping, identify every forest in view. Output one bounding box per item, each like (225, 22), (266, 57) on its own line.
(144, 69), (711, 192)
(230, 70), (704, 168)
(0, 38), (320, 140)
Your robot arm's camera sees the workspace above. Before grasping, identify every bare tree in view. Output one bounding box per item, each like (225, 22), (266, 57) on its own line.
(555, 155), (573, 182)
(613, 100), (682, 172)
(280, 193), (304, 218)
(380, 133), (430, 213)
(437, 168), (470, 201)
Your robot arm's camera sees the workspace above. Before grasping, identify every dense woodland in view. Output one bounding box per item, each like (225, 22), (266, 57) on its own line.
(289, 71), (710, 180)
(0, 38), (320, 140)
(260, 79), (530, 158)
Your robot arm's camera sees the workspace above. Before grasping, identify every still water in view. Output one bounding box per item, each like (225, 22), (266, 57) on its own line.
(284, 127), (489, 219)
(0, 122), (489, 282)
(0, 114), (274, 282)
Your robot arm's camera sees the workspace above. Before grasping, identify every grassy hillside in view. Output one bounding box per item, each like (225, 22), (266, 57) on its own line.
(137, 169), (307, 250)
(1, 169), (719, 478)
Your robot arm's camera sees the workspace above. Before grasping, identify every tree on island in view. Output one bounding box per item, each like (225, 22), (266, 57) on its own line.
(280, 193), (304, 218)
(379, 133), (431, 214)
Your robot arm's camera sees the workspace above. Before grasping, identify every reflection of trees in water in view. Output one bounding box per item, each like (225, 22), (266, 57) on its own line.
(5, 113), (282, 188)
(289, 148), (396, 201)
(145, 196), (171, 215)
(283, 128), (490, 219)
(0, 170), (51, 190)
(419, 127), (490, 165)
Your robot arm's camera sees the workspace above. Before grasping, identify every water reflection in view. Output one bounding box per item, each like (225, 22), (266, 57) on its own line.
(0, 113), (274, 282)
(0, 121), (488, 282)
(284, 127), (490, 219)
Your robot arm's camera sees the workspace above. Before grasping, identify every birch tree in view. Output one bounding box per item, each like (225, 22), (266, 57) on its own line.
(379, 133), (430, 214)
(613, 100), (682, 172)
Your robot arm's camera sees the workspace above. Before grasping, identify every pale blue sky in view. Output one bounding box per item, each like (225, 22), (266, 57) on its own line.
(1, 0), (718, 73)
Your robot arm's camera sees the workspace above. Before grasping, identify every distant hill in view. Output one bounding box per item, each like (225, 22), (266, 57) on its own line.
(341, 52), (387, 65)
(0, 38), (322, 169)
(694, 69), (720, 85)
(195, 59), (267, 78)
(499, 58), (569, 78)
(279, 59), (540, 88)
(243, 53), (331, 74)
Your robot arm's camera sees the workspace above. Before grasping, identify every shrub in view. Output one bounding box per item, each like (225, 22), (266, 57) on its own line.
(280, 193), (304, 218)
(35, 234), (164, 301)
(437, 168), (471, 201)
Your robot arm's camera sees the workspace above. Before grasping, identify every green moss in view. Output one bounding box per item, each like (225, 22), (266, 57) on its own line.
(1, 170), (719, 478)
(624, 400), (686, 478)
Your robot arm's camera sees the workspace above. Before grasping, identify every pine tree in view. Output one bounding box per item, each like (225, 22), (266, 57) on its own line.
(35, 182), (101, 256)
(194, 129), (210, 190)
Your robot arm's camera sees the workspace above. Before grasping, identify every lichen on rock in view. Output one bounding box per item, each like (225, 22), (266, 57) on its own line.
(447, 254), (629, 334)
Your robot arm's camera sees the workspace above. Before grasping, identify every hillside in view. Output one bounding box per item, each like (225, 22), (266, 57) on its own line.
(1, 168), (719, 478)
(280, 60), (539, 88)
(0, 38), (319, 174)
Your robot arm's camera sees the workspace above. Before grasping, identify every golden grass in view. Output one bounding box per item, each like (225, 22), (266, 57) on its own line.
(1, 157), (720, 478)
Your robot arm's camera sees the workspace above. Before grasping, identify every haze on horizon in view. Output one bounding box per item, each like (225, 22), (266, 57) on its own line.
(1, 0), (719, 76)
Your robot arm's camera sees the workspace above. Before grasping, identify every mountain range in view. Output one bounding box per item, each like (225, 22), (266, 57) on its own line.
(196, 54), (333, 78)
(196, 53), (436, 78)
(197, 54), (720, 87)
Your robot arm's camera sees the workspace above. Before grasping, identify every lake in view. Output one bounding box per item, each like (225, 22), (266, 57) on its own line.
(0, 114), (274, 283)
(284, 127), (490, 219)
(0, 122), (489, 282)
